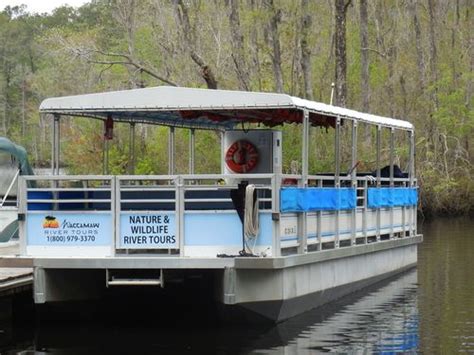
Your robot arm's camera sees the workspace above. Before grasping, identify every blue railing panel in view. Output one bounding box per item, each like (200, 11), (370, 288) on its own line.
(367, 187), (418, 208)
(280, 187), (357, 212)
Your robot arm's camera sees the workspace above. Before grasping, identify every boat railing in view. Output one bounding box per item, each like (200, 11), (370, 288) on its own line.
(19, 173), (417, 257)
(0, 168), (20, 209)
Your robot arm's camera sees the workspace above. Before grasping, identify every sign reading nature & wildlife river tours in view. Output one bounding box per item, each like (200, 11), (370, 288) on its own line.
(119, 213), (177, 249)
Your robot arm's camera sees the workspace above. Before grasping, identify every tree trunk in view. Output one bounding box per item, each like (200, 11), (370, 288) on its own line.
(410, 0), (425, 90)
(359, 0), (369, 112)
(114, 0), (139, 88)
(334, 0), (350, 107)
(229, 0), (250, 91)
(300, 0), (313, 100)
(265, 0), (284, 93)
(249, 0), (263, 91)
(427, 0), (438, 109)
(173, 0), (218, 89)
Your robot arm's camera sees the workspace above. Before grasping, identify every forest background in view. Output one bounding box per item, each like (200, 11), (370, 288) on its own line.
(0, 0), (472, 216)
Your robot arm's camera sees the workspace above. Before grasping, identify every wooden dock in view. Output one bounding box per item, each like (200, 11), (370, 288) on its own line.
(0, 241), (32, 297)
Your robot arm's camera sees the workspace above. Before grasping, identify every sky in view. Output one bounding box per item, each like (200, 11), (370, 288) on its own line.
(0, 0), (89, 14)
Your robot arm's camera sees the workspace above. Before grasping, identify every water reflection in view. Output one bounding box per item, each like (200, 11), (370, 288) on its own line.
(251, 270), (419, 354)
(0, 270), (420, 354)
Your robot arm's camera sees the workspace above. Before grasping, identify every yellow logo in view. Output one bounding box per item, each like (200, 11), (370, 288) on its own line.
(43, 216), (60, 229)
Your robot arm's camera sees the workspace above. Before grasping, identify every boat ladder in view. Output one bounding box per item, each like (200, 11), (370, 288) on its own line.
(105, 269), (164, 287)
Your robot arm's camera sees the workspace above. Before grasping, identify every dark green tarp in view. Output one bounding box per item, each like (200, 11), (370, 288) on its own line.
(0, 137), (32, 242)
(0, 137), (34, 176)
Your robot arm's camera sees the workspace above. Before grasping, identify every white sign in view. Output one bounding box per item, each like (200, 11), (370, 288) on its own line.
(120, 213), (177, 249)
(27, 213), (112, 246)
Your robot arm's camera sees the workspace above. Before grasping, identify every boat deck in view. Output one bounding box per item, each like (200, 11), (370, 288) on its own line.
(0, 242), (32, 296)
(0, 235), (421, 270)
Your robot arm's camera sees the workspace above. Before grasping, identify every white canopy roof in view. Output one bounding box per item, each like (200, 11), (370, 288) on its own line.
(40, 86), (413, 131)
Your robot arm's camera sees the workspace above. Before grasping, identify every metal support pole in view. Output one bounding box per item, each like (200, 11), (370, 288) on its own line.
(51, 116), (55, 175)
(389, 128), (395, 186)
(52, 114), (60, 175)
(363, 178), (368, 244)
(18, 176), (27, 255)
(52, 115), (60, 211)
(389, 128), (395, 239)
(317, 179), (323, 251)
(409, 130), (416, 236)
(351, 120), (358, 183)
(298, 110), (310, 254)
(301, 109), (309, 186)
(168, 127), (175, 175)
(189, 128), (195, 174)
(220, 131), (225, 174)
(176, 176), (185, 256)
(376, 125), (381, 241)
(271, 174), (281, 257)
(129, 123), (136, 175)
(409, 131), (415, 186)
(110, 176), (116, 256)
(335, 117), (341, 248)
(335, 117), (341, 187)
(103, 139), (109, 175)
(351, 120), (358, 245)
(376, 125), (382, 187)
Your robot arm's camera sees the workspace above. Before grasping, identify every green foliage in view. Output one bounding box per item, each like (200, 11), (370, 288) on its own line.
(0, 0), (472, 215)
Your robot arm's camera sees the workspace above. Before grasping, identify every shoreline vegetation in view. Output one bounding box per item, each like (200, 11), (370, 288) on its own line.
(0, 1), (472, 216)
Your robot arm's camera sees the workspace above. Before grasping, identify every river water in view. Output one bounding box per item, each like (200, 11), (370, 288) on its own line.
(0, 217), (473, 354)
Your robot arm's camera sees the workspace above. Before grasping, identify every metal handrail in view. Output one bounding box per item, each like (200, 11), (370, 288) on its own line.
(0, 168), (20, 208)
(28, 187), (110, 192)
(22, 175), (114, 181)
(26, 199), (111, 203)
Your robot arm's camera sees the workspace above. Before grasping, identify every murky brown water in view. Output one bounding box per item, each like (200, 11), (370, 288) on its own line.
(0, 217), (473, 354)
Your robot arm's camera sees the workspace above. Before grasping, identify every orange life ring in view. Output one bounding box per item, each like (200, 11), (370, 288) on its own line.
(225, 140), (259, 173)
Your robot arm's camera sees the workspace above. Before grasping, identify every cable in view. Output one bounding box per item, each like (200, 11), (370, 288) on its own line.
(244, 184), (259, 254)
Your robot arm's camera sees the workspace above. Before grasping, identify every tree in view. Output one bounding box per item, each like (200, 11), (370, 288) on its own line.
(264, 0), (284, 93)
(359, 0), (369, 112)
(334, 0), (351, 107)
(172, 0), (218, 89)
(228, 0), (250, 91)
(300, 0), (313, 100)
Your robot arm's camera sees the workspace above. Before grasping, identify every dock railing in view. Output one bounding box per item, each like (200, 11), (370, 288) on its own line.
(19, 173), (417, 258)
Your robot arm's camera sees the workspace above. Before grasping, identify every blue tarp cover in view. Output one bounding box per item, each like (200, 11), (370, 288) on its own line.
(367, 187), (418, 208)
(280, 187), (356, 212)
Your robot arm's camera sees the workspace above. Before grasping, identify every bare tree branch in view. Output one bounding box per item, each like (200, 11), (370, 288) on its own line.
(79, 49), (177, 86)
(173, 0), (218, 89)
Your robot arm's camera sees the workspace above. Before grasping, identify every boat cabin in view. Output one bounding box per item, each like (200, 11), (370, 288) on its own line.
(17, 86), (418, 258)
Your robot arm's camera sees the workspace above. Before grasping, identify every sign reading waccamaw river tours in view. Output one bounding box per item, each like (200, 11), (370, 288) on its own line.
(27, 213), (112, 246)
(120, 213), (176, 249)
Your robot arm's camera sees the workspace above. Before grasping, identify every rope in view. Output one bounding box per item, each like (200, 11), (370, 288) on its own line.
(244, 184), (259, 254)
